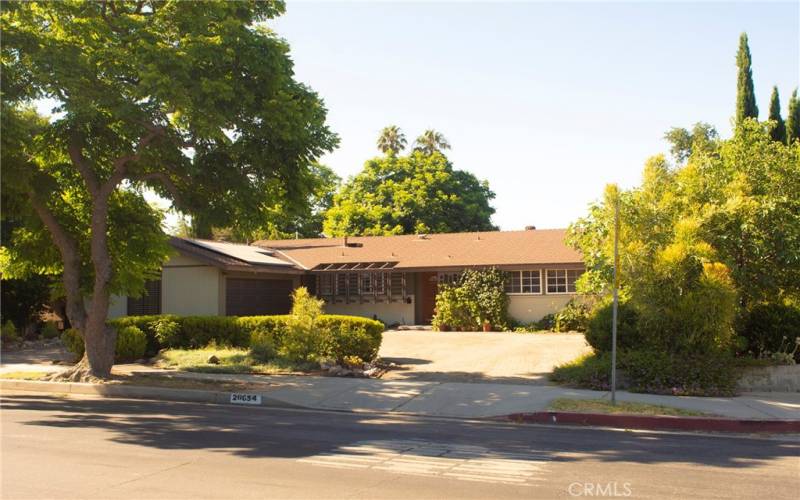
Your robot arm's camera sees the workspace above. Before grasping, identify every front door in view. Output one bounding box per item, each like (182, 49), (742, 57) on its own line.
(418, 272), (438, 324)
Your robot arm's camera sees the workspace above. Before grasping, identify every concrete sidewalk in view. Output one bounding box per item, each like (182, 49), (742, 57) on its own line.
(66, 369), (800, 420)
(2, 359), (798, 420)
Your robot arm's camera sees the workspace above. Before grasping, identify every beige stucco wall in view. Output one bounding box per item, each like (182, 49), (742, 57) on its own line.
(507, 294), (574, 324)
(324, 298), (416, 326)
(162, 255), (222, 316)
(107, 295), (128, 319)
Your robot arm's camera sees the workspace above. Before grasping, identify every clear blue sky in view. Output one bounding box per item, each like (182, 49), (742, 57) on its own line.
(268, 1), (799, 231)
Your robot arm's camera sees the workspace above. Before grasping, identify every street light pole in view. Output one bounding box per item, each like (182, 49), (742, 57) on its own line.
(611, 194), (620, 405)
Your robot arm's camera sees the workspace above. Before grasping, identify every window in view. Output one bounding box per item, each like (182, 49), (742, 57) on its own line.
(504, 270), (541, 294)
(317, 272), (407, 300)
(318, 274), (334, 296)
(546, 269), (583, 293)
(521, 270), (541, 293)
(437, 272), (462, 286)
(360, 272), (373, 294)
(127, 279), (161, 315)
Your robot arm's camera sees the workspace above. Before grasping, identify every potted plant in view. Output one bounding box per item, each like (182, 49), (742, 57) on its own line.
(482, 319), (492, 332)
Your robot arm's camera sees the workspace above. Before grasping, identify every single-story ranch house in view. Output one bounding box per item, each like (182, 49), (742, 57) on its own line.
(111, 228), (584, 326)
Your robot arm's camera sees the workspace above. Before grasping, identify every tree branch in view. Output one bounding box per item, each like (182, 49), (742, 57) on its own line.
(28, 193), (87, 332)
(68, 134), (100, 196)
(101, 127), (164, 198)
(130, 171), (185, 208)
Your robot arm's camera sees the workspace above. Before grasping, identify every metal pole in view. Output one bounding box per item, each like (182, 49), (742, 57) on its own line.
(611, 194), (620, 405)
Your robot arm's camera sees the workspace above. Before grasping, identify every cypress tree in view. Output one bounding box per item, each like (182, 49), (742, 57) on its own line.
(787, 89), (800, 144)
(735, 33), (758, 126)
(768, 86), (786, 143)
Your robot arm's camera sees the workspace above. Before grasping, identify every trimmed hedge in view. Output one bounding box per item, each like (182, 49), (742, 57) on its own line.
(107, 314), (385, 363)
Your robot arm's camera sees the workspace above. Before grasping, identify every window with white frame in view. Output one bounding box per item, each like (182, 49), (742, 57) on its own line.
(504, 270), (541, 294)
(546, 269), (583, 293)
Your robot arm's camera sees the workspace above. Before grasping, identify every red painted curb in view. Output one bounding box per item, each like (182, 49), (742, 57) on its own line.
(502, 412), (800, 433)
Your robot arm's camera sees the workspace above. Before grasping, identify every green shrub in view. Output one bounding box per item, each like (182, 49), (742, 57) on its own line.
(432, 268), (508, 331)
(180, 316), (247, 348)
(62, 326), (148, 363)
(585, 299), (642, 352)
(109, 315), (173, 356)
(249, 330), (277, 362)
(550, 350), (740, 397)
(279, 287), (326, 362)
(152, 317), (182, 349)
(535, 313), (556, 331)
(740, 303), (800, 361)
(61, 328), (84, 359)
(550, 352), (611, 390)
(1, 320), (20, 347)
(115, 308), (385, 366)
(40, 321), (61, 339)
(115, 326), (147, 362)
(319, 318), (383, 363)
(622, 350), (739, 397)
(553, 299), (590, 332)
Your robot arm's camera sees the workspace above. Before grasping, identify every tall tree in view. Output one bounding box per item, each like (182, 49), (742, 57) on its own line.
(663, 122), (719, 163)
(1, 1), (336, 378)
(735, 33), (759, 126)
(323, 151), (496, 236)
(414, 129), (451, 155)
(767, 86), (786, 143)
(787, 89), (800, 144)
(376, 125), (407, 155)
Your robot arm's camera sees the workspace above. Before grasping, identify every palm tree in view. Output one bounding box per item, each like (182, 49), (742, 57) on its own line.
(376, 125), (407, 155)
(413, 129), (450, 155)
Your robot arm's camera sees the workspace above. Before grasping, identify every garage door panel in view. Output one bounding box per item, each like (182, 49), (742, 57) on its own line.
(226, 278), (293, 316)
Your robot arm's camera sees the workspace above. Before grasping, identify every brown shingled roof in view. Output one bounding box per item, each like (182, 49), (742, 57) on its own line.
(253, 229), (582, 271)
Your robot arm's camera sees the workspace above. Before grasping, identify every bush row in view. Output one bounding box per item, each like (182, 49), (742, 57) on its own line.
(550, 350), (740, 397)
(106, 313), (385, 363)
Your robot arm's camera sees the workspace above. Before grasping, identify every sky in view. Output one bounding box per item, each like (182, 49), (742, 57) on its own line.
(264, 0), (799, 231)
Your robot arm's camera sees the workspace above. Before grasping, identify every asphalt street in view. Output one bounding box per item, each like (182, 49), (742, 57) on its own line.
(1, 391), (798, 499)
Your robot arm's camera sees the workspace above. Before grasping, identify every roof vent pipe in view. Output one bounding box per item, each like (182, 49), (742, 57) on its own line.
(344, 235), (348, 247)
(525, 225), (536, 231)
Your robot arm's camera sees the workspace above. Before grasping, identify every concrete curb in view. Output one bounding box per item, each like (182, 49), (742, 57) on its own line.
(501, 412), (800, 434)
(0, 379), (305, 409)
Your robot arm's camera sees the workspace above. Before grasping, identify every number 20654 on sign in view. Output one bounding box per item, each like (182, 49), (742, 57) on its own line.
(230, 393), (262, 405)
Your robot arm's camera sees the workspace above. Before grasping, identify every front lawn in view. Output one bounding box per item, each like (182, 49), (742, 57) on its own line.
(154, 347), (317, 375)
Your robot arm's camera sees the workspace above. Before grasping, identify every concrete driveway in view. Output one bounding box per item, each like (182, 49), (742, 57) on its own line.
(378, 330), (591, 385)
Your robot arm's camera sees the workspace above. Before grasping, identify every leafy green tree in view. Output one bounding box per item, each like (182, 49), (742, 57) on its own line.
(414, 129), (451, 155)
(735, 33), (759, 126)
(211, 163), (341, 242)
(767, 86), (786, 143)
(376, 125), (407, 155)
(1, 1), (336, 378)
(323, 151), (496, 236)
(787, 89), (800, 144)
(569, 121), (800, 322)
(663, 122), (719, 164)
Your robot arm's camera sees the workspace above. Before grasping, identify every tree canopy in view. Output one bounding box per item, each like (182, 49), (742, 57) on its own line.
(1, 0), (336, 377)
(413, 129), (451, 155)
(323, 151), (496, 236)
(767, 86), (786, 143)
(569, 120), (800, 311)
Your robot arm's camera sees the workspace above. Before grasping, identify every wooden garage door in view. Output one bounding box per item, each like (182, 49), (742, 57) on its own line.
(225, 278), (293, 316)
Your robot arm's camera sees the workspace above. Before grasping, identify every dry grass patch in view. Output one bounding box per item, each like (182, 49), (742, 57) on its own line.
(0, 371), (49, 380)
(548, 398), (713, 417)
(154, 347), (316, 375)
